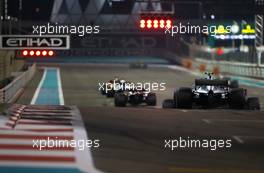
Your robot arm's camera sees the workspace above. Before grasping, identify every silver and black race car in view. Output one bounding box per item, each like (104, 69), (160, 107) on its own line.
(114, 88), (156, 107)
(163, 72), (260, 110)
(99, 77), (128, 97)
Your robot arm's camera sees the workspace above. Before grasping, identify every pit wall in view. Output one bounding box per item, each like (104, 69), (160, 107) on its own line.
(0, 63), (36, 103)
(0, 50), (24, 81)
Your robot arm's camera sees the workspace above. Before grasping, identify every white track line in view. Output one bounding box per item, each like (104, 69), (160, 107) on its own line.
(168, 65), (200, 76)
(232, 136), (245, 144)
(57, 68), (65, 105)
(72, 107), (104, 173)
(30, 68), (47, 105)
(202, 119), (211, 124)
(202, 119), (264, 123)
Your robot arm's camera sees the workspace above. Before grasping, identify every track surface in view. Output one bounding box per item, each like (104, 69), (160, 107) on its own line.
(18, 64), (264, 173)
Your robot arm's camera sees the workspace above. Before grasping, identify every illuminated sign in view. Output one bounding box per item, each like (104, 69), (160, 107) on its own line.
(0, 35), (70, 49)
(214, 34), (256, 40)
(214, 25), (231, 34)
(209, 21), (256, 40)
(242, 24), (255, 34)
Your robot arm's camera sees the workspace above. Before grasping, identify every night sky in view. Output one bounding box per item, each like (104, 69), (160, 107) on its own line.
(7, 0), (54, 20)
(5, 0), (264, 21)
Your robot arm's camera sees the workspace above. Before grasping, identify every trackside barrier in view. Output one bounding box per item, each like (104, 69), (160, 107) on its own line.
(182, 59), (193, 69)
(194, 59), (263, 79)
(0, 63), (36, 103)
(199, 64), (206, 72)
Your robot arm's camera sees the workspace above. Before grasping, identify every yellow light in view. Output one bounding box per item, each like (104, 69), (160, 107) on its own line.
(242, 24), (255, 34)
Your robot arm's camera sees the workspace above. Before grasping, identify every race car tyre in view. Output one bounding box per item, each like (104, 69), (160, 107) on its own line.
(162, 99), (175, 108)
(229, 88), (246, 109)
(175, 87), (193, 109)
(246, 97), (260, 110)
(100, 87), (106, 95)
(129, 62), (147, 69)
(173, 91), (178, 108)
(106, 90), (115, 98)
(114, 93), (127, 107)
(230, 80), (239, 88)
(146, 93), (156, 106)
(129, 94), (142, 105)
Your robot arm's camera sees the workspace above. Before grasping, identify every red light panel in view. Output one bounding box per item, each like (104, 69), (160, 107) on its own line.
(20, 50), (55, 57)
(139, 18), (173, 30)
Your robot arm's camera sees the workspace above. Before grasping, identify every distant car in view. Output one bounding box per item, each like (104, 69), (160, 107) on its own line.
(114, 88), (156, 107)
(163, 72), (260, 110)
(129, 61), (147, 69)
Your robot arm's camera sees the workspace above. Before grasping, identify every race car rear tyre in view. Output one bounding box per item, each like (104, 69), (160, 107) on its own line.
(230, 80), (239, 88)
(175, 87), (193, 109)
(114, 93), (127, 107)
(246, 97), (260, 110)
(229, 88), (246, 109)
(100, 88), (106, 95)
(146, 93), (156, 106)
(162, 99), (175, 108)
(106, 90), (115, 98)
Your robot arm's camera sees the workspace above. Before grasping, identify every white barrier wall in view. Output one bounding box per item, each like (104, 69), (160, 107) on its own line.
(0, 64), (36, 103)
(194, 58), (264, 79)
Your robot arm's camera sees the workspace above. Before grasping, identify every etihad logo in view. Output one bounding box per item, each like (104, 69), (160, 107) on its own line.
(0, 35), (70, 49)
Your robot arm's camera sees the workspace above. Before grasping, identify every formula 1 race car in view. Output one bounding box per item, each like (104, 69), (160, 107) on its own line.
(129, 61), (148, 69)
(100, 78), (128, 97)
(163, 72), (260, 110)
(114, 89), (156, 107)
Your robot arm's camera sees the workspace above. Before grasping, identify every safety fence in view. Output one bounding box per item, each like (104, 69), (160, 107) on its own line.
(0, 63), (36, 103)
(181, 58), (264, 79)
(180, 40), (264, 78)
